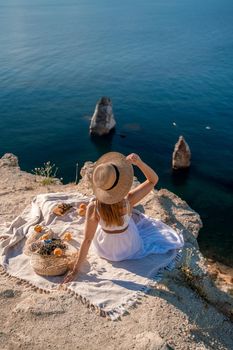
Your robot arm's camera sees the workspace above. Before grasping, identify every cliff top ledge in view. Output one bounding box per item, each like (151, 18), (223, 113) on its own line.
(0, 153), (232, 350)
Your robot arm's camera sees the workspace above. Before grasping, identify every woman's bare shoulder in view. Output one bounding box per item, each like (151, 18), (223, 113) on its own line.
(86, 199), (99, 220)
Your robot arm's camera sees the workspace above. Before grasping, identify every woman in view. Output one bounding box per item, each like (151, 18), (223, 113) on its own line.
(63, 152), (184, 283)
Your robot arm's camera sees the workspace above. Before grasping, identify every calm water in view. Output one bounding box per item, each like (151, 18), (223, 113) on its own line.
(0, 0), (233, 265)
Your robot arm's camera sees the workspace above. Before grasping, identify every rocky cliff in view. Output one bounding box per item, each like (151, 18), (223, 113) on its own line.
(0, 154), (232, 350)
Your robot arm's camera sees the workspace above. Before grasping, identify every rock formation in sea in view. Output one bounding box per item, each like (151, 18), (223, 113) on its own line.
(172, 136), (191, 169)
(89, 97), (116, 136)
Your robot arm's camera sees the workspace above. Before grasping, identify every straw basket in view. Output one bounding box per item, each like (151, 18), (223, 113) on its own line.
(30, 243), (78, 277)
(30, 253), (69, 276)
(25, 226), (78, 276)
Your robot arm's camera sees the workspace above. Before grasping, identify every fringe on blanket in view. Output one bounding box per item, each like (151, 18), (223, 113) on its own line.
(0, 251), (182, 321)
(60, 250), (183, 321)
(0, 266), (51, 294)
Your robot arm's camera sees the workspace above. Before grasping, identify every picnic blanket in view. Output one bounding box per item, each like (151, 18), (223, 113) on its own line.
(0, 192), (183, 320)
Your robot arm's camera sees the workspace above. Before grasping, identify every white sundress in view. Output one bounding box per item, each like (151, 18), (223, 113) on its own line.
(92, 200), (184, 262)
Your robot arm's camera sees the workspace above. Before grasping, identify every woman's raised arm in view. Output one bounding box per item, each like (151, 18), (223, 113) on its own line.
(62, 201), (98, 283)
(126, 153), (159, 207)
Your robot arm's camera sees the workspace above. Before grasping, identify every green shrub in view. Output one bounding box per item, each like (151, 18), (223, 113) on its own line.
(32, 161), (62, 186)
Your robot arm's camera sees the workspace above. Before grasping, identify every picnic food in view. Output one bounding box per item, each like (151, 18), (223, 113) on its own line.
(39, 233), (50, 241)
(36, 238), (67, 256)
(52, 203), (73, 216)
(63, 232), (72, 241)
(78, 208), (86, 216)
(53, 248), (63, 256)
(34, 225), (43, 233)
(77, 203), (87, 216)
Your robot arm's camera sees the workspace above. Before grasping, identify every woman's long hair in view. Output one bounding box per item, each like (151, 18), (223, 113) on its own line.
(96, 200), (124, 227)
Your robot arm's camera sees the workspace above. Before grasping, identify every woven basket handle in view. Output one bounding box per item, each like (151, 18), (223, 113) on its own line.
(24, 229), (53, 256)
(24, 231), (41, 256)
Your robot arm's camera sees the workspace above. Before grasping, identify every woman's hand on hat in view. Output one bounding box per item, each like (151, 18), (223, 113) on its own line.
(126, 153), (142, 166)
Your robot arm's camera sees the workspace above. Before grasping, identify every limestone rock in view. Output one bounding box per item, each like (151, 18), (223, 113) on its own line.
(0, 153), (19, 168)
(134, 331), (166, 350)
(13, 295), (65, 316)
(89, 97), (116, 136)
(205, 259), (233, 294)
(80, 161), (94, 184)
(172, 136), (191, 169)
(0, 289), (16, 298)
(1, 155), (233, 347)
(157, 188), (202, 239)
(78, 161), (95, 196)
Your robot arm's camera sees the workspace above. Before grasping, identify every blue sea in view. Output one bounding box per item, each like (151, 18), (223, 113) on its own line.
(0, 0), (233, 265)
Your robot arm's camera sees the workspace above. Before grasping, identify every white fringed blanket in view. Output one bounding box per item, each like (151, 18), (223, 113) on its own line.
(0, 192), (182, 320)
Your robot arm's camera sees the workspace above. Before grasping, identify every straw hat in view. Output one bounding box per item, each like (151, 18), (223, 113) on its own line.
(92, 152), (134, 204)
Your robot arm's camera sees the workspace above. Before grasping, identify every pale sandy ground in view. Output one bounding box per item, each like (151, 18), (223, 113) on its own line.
(0, 157), (232, 350)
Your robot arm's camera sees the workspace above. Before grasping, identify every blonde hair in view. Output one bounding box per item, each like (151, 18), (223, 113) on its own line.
(96, 200), (124, 227)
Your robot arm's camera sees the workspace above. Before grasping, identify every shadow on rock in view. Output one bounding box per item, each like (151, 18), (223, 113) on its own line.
(149, 276), (233, 350)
